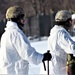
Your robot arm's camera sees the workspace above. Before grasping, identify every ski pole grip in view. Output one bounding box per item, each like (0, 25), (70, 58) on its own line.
(47, 50), (50, 52)
(43, 50), (50, 71)
(47, 50), (50, 54)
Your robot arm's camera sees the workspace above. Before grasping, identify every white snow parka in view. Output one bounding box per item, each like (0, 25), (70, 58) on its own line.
(0, 21), (43, 75)
(48, 25), (75, 75)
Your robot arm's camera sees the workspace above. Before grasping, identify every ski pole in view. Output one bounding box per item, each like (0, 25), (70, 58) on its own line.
(43, 50), (50, 75)
(47, 50), (50, 75)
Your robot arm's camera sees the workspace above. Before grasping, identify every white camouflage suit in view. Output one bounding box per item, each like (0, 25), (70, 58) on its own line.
(0, 21), (43, 75)
(48, 25), (75, 75)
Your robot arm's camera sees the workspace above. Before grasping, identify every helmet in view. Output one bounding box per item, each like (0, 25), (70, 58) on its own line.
(6, 6), (24, 19)
(55, 10), (71, 22)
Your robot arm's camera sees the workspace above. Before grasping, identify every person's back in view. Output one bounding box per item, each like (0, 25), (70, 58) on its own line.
(0, 20), (29, 75)
(0, 5), (52, 75)
(48, 25), (68, 75)
(48, 10), (75, 75)
(65, 14), (75, 75)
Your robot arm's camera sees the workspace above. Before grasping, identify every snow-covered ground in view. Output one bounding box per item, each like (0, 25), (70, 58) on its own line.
(28, 37), (48, 75)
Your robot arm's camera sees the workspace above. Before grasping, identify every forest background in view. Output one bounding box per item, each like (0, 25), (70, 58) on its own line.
(0, 0), (75, 38)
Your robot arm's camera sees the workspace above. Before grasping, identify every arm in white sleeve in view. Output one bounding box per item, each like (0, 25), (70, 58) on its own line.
(58, 30), (75, 54)
(12, 31), (44, 65)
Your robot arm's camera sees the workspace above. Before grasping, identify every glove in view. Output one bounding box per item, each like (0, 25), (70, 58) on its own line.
(42, 51), (52, 62)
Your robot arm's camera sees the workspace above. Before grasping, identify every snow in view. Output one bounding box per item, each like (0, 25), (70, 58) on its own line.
(28, 37), (48, 75)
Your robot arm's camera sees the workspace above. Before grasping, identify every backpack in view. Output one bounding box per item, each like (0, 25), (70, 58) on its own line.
(66, 54), (75, 75)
